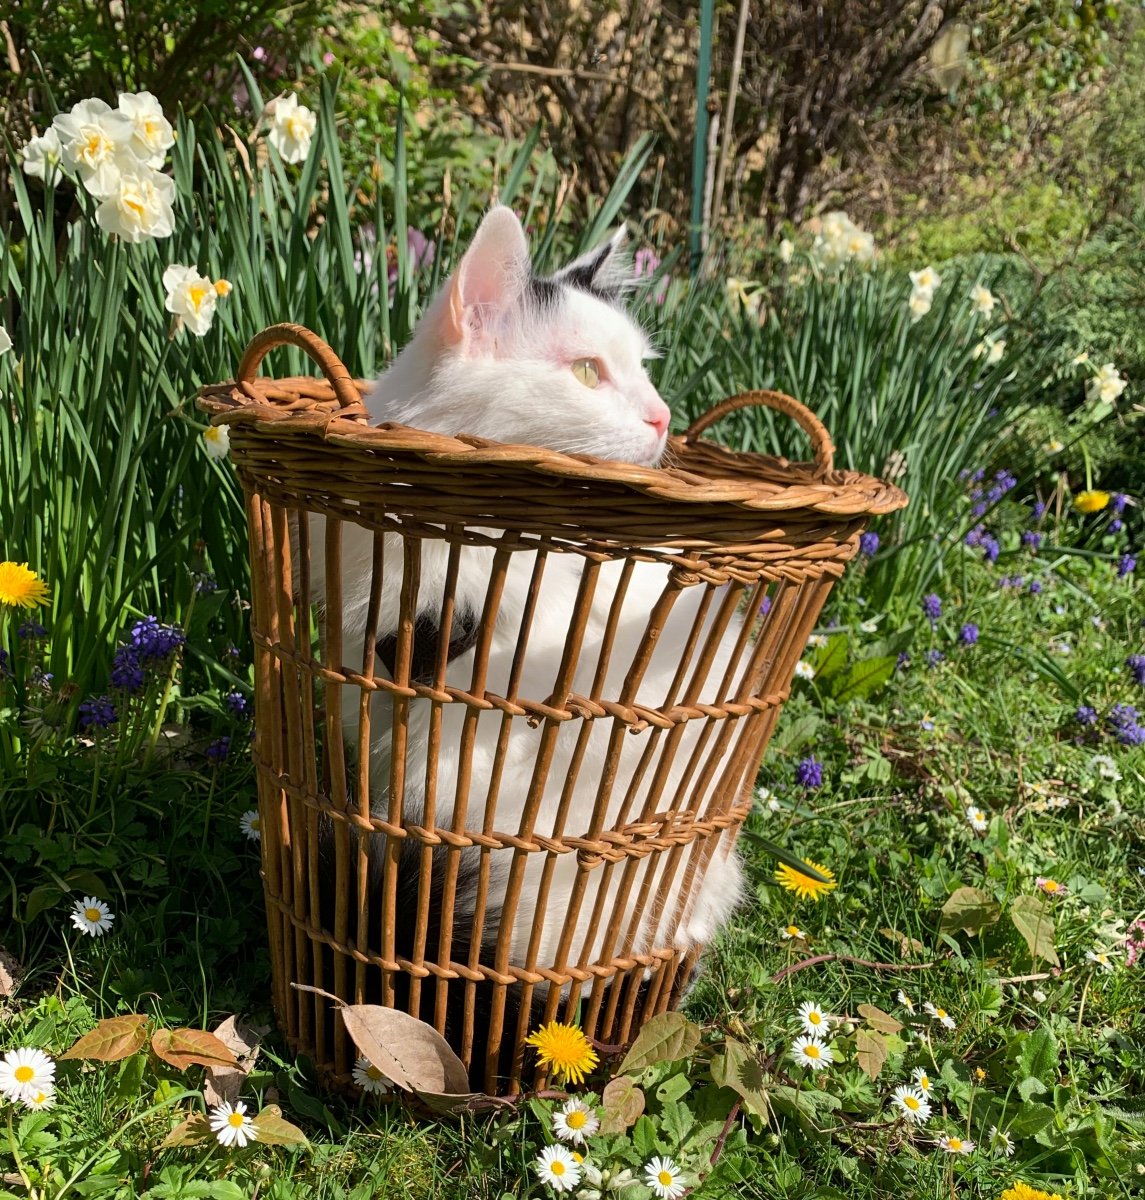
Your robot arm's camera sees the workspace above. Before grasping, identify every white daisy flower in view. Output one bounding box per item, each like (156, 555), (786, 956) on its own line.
(859, 619), (877, 634)
(1086, 949), (1116, 973)
(806, 633), (828, 648)
(239, 810), (261, 842)
(891, 1084), (931, 1125)
(911, 1066), (933, 1094)
(797, 1000), (831, 1036)
(1090, 755), (1121, 782)
(923, 1002), (956, 1030)
(937, 1134), (974, 1154)
(0, 1048), (56, 1102)
(208, 1100), (258, 1148)
(534, 1144), (582, 1193)
(644, 1156), (686, 1200)
(780, 923), (806, 941)
(351, 1056), (392, 1095)
(791, 1035), (833, 1071)
(69, 896), (115, 937)
(22, 1086), (55, 1111)
(965, 805), (988, 832)
(988, 1126), (1014, 1157)
(970, 284), (996, 317)
(551, 1097), (599, 1145)
(896, 990), (915, 1014)
(794, 660), (816, 680)
(203, 425), (231, 460)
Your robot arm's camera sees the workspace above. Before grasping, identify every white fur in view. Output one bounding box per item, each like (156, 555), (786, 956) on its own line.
(310, 208), (745, 977)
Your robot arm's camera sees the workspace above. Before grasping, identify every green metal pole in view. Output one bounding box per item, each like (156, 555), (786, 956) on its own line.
(690, 0), (715, 273)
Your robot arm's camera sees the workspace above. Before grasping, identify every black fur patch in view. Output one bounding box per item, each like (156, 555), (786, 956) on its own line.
(375, 607), (480, 686)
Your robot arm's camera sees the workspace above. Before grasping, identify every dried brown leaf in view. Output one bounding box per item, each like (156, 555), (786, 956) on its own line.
(160, 1113), (213, 1147)
(151, 1027), (239, 1072)
(856, 1028), (888, 1081)
(60, 1015), (149, 1062)
(250, 1103), (309, 1147)
(0, 946), (21, 998)
(857, 1004), (903, 1034)
(599, 1075), (645, 1133)
(203, 1014), (264, 1108)
(339, 1005), (469, 1095)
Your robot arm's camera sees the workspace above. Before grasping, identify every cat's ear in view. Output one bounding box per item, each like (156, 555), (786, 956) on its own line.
(553, 225), (631, 301)
(441, 205), (530, 347)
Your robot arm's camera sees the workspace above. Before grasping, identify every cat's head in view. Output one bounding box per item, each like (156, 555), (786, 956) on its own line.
(401, 206), (670, 467)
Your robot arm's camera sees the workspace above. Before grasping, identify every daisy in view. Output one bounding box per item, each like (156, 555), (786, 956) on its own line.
(896, 990), (915, 1015)
(780, 923), (807, 941)
(965, 805), (988, 832)
(0, 1048), (56, 1103)
(774, 860), (837, 901)
(923, 1002), (956, 1030)
(524, 1021), (599, 1086)
(552, 1097), (600, 1145)
(911, 1066), (933, 1094)
(797, 1000), (831, 1037)
(534, 1144), (582, 1193)
(644, 1156), (686, 1200)
(351, 1056), (391, 1095)
(1035, 877), (1067, 897)
(891, 1084), (931, 1125)
(794, 660), (816, 680)
(69, 896), (115, 936)
(239, 810), (261, 842)
(807, 633), (828, 648)
(936, 1134), (974, 1154)
(208, 1100), (258, 1149)
(22, 1086), (55, 1111)
(791, 1035), (833, 1071)
(1086, 949), (1115, 973)
(988, 1125), (1015, 1157)
(203, 425), (231, 460)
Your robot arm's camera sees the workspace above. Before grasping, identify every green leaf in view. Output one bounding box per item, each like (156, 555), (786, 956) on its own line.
(618, 1011), (702, 1075)
(812, 633), (848, 680)
(1016, 1026), (1059, 1085)
(655, 1073), (692, 1105)
(1009, 894), (1061, 966)
(940, 886), (1001, 934)
(737, 829), (835, 881)
(710, 1039), (771, 1124)
(631, 1114), (658, 1159)
(830, 655), (897, 703)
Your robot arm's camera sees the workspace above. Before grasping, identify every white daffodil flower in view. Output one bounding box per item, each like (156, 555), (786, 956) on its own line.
(20, 127), (64, 183)
(95, 169), (176, 242)
(53, 97), (136, 198)
(117, 91), (175, 167)
(267, 93), (317, 164)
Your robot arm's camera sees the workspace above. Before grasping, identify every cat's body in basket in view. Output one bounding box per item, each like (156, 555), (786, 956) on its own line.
(309, 208), (751, 1063)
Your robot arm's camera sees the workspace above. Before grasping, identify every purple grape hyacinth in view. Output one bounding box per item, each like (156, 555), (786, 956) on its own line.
(130, 616), (185, 662)
(922, 593), (942, 624)
(110, 646), (145, 692)
(17, 621), (47, 640)
(926, 649), (944, 668)
(1022, 530), (1042, 550)
(1107, 704), (1145, 746)
(225, 691), (251, 719)
(1118, 553), (1137, 577)
(205, 736), (232, 763)
(1127, 654), (1145, 687)
(1075, 705), (1098, 726)
(859, 531), (880, 556)
(959, 623), (979, 646)
(78, 695), (117, 730)
(795, 757), (823, 789)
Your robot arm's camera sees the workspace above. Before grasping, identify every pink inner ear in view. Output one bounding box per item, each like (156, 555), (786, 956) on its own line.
(437, 208), (529, 347)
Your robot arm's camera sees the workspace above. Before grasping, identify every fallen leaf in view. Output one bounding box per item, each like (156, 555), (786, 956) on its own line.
(618, 1012), (702, 1075)
(710, 1039), (770, 1125)
(940, 886), (1000, 935)
(1010, 894), (1060, 967)
(0, 946), (21, 998)
(60, 1015), (149, 1062)
(856, 1028), (888, 1081)
(151, 1027), (239, 1072)
(250, 1103), (309, 1147)
(203, 1015), (264, 1108)
(160, 1113), (213, 1147)
(857, 1004), (903, 1034)
(599, 1075), (645, 1133)
(879, 927), (925, 958)
(339, 1005), (469, 1095)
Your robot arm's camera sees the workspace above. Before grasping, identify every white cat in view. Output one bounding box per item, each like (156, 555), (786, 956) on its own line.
(310, 206), (746, 996)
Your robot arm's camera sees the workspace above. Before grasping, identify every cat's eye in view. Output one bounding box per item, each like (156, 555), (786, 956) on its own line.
(571, 357), (601, 389)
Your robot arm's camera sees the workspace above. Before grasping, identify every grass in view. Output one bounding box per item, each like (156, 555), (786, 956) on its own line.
(3, 532), (1142, 1199)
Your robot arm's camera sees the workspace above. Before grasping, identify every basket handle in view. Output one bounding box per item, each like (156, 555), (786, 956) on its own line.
(682, 390), (835, 475)
(237, 322), (364, 413)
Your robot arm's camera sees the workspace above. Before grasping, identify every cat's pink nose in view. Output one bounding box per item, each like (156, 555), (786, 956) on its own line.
(645, 403), (670, 437)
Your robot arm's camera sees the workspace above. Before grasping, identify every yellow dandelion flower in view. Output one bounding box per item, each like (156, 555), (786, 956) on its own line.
(1074, 490), (1110, 514)
(524, 1021), (599, 1086)
(1000, 1184), (1066, 1200)
(774, 860), (837, 902)
(0, 562), (51, 609)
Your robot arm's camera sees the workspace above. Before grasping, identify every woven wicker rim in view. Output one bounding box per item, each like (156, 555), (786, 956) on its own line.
(197, 323), (908, 520)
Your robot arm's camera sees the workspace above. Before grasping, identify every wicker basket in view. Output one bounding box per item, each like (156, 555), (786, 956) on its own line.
(198, 322), (907, 1097)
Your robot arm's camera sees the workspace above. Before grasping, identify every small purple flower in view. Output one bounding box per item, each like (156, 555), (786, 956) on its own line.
(926, 649), (945, 668)
(859, 531), (880, 556)
(1110, 519), (1124, 534)
(1127, 654), (1145, 686)
(193, 573), (219, 595)
(1028, 579), (1043, 595)
(110, 646), (145, 693)
(1107, 704), (1145, 746)
(634, 246), (668, 303)
(970, 469), (985, 484)
(78, 695), (117, 730)
(959, 623), (979, 646)
(922, 593), (942, 624)
(0, 648), (10, 678)
(205, 736), (232, 763)
(964, 526), (984, 549)
(981, 535), (1000, 563)
(1021, 530), (1042, 550)
(17, 621), (47, 640)
(130, 616), (185, 663)
(759, 595), (772, 616)
(971, 501), (987, 518)
(1118, 553), (1137, 578)
(1032, 500), (1047, 520)
(896, 652), (911, 670)
(795, 757), (823, 789)
(225, 691), (251, 718)
(406, 226), (436, 272)
(1075, 705), (1098, 726)
(1112, 493), (1129, 515)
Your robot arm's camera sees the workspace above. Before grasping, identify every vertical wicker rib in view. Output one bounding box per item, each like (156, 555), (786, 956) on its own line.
(199, 324), (907, 1098)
